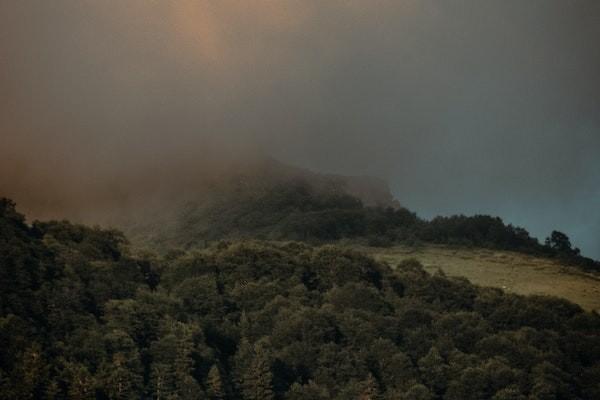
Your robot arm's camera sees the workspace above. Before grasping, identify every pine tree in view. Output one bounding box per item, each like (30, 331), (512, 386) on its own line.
(401, 384), (434, 400)
(98, 352), (143, 400)
(207, 365), (226, 400)
(150, 321), (204, 399)
(242, 347), (274, 400)
(178, 374), (207, 400)
(172, 324), (203, 399)
(359, 373), (381, 400)
(418, 347), (449, 395)
(64, 362), (96, 400)
(150, 362), (176, 400)
(232, 338), (254, 396)
(239, 311), (250, 335)
(15, 343), (48, 399)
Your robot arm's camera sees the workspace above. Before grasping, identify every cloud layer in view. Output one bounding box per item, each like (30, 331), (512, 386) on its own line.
(1, 1), (599, 256)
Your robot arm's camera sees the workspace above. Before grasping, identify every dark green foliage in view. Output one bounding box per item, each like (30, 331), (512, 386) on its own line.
(545, 231), (576, 255)
(140, 180), (599, 271)
(1, 199), (600, 399)
(171, 180), (367, 243)
(241, 344), (274, 400)
(542, 230), (599, 269)
(207, 365), (226, 399)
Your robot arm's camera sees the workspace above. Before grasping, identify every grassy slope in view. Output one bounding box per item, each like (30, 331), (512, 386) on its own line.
(359, 244), (600, 312)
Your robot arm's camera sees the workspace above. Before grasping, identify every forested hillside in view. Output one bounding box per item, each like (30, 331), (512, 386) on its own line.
(2, 198), (600, 399)
(130, 179), (598, 272)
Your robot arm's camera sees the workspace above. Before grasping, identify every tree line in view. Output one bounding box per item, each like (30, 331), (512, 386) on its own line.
(153, 181), (598, 271)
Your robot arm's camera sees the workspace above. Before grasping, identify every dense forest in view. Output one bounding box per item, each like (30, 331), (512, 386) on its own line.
(141, 180), (598, 272)
(2, 197), (599, 399)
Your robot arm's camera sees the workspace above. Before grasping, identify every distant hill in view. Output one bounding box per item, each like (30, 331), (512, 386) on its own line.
(3, 157), (596, 271)
(115, 158), (402, 248)
(82, 158), (595, 273)
(218, 158), (401, 209)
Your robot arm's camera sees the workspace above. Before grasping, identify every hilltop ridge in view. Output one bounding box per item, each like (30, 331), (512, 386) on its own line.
(3, 157), (596, 270)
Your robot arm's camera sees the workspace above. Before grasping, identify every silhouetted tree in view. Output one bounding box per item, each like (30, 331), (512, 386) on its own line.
(545, 230), (578, 255)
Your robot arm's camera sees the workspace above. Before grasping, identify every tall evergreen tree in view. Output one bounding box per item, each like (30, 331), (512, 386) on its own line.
(150, 321), (203, 399)
(242, 346), (274, 400)
(64, 362), (96, 400)
(150, 362), (176, 400)
(98, 353), (143, 400)
(359, 373), (381, 400)
(418, 347), (449, 395)
(207, 365), (226, 400)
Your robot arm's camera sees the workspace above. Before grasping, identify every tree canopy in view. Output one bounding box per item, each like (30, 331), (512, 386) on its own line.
(1, 199), (599, 399)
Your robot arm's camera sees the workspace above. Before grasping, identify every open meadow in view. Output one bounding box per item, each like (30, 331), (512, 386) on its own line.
(360, 245), (600, 312)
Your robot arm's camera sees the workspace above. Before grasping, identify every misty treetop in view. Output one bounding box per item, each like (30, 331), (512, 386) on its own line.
(132, 180), (599, 272)
(2, 198), (600, 399)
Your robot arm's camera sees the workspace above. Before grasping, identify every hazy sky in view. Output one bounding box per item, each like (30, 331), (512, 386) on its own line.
(1, 1), (599, 257)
